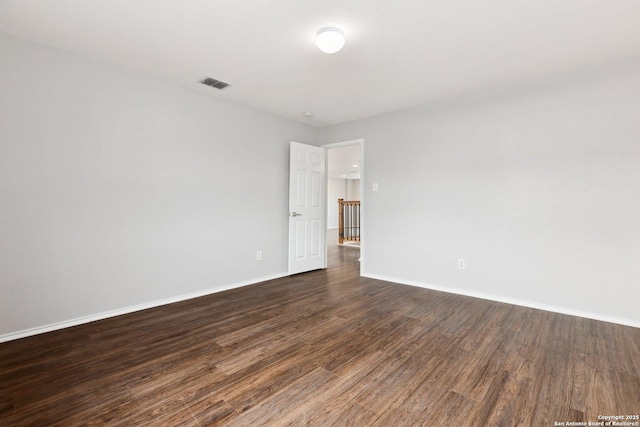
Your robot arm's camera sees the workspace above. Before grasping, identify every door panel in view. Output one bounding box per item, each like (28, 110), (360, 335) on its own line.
(310, 219), (321, 257)
(295, 221), (306, 259)
(311, 171), (321, 207)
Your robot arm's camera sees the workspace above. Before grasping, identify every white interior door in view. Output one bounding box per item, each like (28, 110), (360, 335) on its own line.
(288, 141), (326, 275)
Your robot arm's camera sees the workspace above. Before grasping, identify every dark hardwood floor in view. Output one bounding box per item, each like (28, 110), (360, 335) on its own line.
(1, 242), (639, 426)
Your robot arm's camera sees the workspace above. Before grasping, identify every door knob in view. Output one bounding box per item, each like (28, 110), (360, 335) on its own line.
(290, 212), (302, 217)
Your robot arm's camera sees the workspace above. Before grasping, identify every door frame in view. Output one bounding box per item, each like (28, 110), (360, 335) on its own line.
(322, 138), (365, 275)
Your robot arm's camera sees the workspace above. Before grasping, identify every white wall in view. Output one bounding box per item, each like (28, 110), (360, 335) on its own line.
(320, 58), (640, 327)
(0, 34), (317, 339)
(2, 33), (639, 339)
(327, 178), (346, 228)
(346, 179), (360, 201)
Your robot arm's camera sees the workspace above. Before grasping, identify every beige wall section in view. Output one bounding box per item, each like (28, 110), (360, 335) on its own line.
(0, 34), (318, 338)
(320, 58), (640, 327)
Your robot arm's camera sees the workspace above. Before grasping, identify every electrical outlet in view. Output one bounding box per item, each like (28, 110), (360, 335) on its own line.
(256, 251), (263, 261)
(458, 259), (465, 270)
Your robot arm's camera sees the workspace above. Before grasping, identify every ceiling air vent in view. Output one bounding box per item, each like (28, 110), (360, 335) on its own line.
(201, 77), (231, 90)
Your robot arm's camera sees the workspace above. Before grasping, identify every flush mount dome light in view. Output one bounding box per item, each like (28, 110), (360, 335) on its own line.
(316, 27), (345, 54)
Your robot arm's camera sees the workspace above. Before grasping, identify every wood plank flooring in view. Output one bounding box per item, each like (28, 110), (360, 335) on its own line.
(1, 243), (639, 426)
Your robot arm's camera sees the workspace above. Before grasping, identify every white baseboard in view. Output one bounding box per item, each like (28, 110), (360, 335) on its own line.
(362, 273), (640, 329)
(5, 270), (636, 343)
(0, 272), (288, 343)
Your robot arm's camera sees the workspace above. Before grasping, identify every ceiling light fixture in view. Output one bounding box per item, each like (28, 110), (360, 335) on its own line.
(316, 27), (345, 54)
(303, 112), (313, 118)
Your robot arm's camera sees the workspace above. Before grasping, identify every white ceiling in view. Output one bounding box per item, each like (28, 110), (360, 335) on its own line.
(1, 1), (639, 127)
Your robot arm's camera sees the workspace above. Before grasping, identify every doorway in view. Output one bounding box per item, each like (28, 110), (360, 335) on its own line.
(323, 139), (364, 273)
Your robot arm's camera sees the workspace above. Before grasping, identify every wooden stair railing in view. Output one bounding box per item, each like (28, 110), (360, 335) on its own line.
(338, 198), (361, 244)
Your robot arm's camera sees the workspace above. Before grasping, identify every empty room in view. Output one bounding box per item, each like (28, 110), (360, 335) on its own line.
(1, 1), (639, 426)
